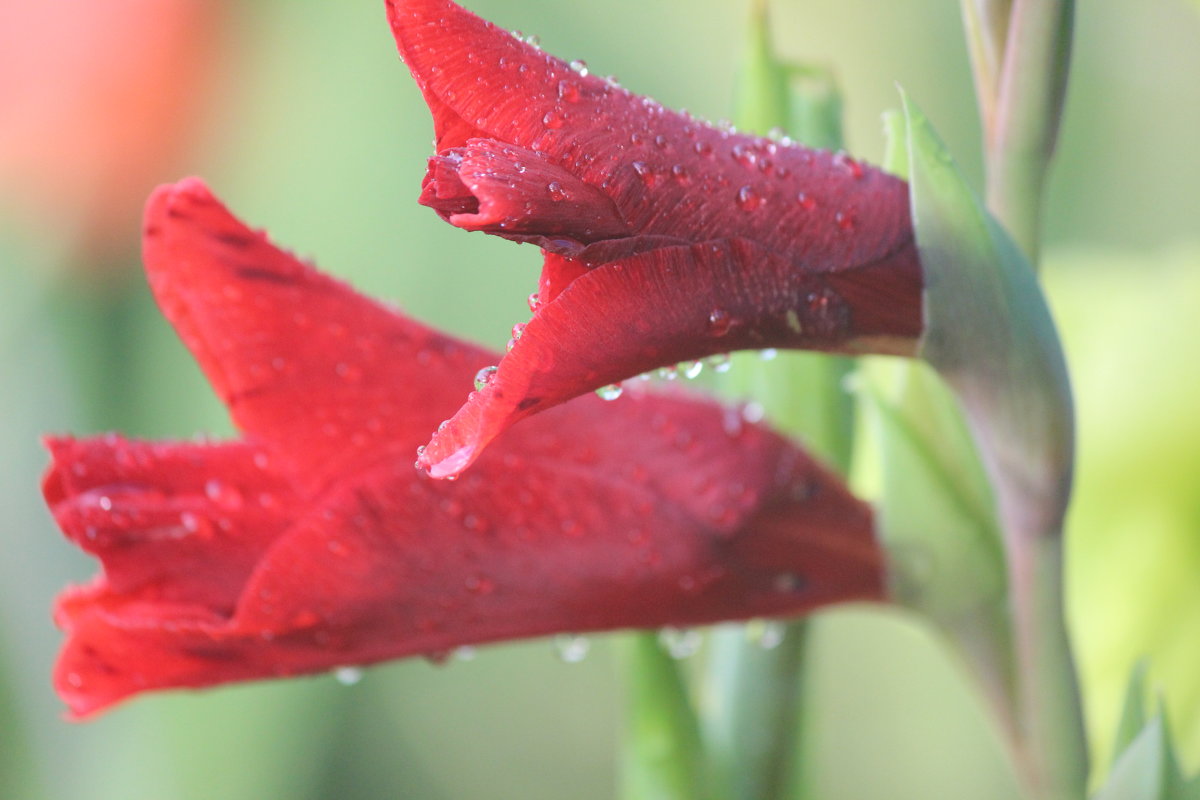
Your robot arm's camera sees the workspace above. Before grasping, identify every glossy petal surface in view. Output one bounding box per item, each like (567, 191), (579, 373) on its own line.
(388, 0), (924, 476)
(45, 180), (883, 717)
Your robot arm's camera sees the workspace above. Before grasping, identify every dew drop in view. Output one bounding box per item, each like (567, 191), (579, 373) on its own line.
(335, 362), (363, 381)
(97, 495), (113, 512)
(681, 360), (704, 380)
(693, 140), (713, 157)
(557, 80), (581, 102)
(334, 667), (364, 686)
(708, 353), (732, 373)
(657, 365), (679, 381)
(527, 292), (542, 313)
(454, 646), (477, 662)
(708, 308), (733, 336)
(465, 574), (495, 595)
(474, 366), (498, 391)
(759, 348), (778, 361)
(659, 627), (702, 659)
(834, 150), (865, 179)
(546, 181), (566, 201)
(654, 134), (668, 149)
(631, 161), (660, 188)
(510, 321), (526, 341)
(731, 143), (757, 168)
(205, 479), (244, 511)
(542, 110), (566, 129)
(595, 383), (624, 401)
(796, 192), (817, 212)
(773, 572), (806, 593)
(671, 163), (690, 184)
(555, 633), (590, 663)
(834, 209), (856, 232)
(736, 185), (763, 211)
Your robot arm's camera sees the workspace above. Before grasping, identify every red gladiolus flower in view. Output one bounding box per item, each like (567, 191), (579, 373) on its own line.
(387, 0), (925, 478)
(44, 179), (883, 718)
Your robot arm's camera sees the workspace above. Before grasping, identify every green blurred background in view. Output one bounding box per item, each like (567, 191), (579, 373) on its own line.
(1, 0), (1197, 798)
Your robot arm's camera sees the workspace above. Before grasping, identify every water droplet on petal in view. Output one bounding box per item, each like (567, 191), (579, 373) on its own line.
(465, 574), (495, 595)
(796, 192), (817, 212)
(474, 366), (498, 391)
(834, 209), (856, 232)
(555, 633), (590, 663)
(693, 140), (714, 158)
(834, 150), (865, 179)
(595, 383), (624, 401)
(205, 479), (243, 511)
(682, 360), (704, 380)
(631, 161), (660, 188)
(671, 164), (690, 184)
(527, 292), (542, 313)
(759, 348), (778, 361)
(569, 59), (589, 76)
(708, 308), (733, 336)
(658, 365), (679, 381)
(736, 185), (763, 211)
(454, 646), (477, 662)
(557, 80), (581, 102)
(547, 181), (566, 201)
(773, 572), (807, 593)
(543, 110), (566, 129)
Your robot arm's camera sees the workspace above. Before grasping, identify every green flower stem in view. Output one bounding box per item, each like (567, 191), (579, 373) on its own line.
(702, 625), (809, 800)
(1006, 526), (1089, 800)
(694, 7), (855, 799)
(977, 0), (1075, 264)
(620, 634), (709, 800)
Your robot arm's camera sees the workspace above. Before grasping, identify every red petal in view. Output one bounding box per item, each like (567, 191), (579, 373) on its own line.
(419, 139), (630, 255)
(419, 237), (921, 477)
(142, 178), (495, 488)
(49, 180), (883, 717)
(388, 0), (918, 280)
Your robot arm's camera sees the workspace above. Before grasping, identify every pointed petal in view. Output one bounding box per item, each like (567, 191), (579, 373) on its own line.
(142, 178), (494, 486)
(43, 435), (291, 611)
(388, 0), (918, 280)
(419, 237), (921, 477)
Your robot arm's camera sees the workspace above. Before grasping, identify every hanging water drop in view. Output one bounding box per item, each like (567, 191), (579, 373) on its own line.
(568, 59), (589, 76)
(555, 633), (590, 663)
(755, 621), (786, 650)
(659, 627), (702, 659)
(474, 366), (498, 391)
(759, 348), (778, 361)
(595, 383), (624, 401)
(334, 667), (364, 686)
(708, 353), (732, 373)
(681, 361), (704, 380)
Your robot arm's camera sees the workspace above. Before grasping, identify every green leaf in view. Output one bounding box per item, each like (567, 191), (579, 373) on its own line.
(903, 91), (1073, 547)
(1114, 662), (1152, 761)
(733, 0), (790, 136)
